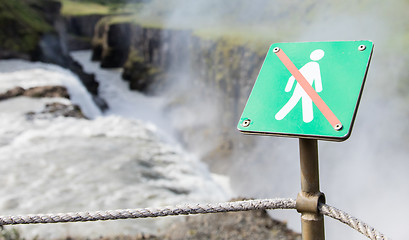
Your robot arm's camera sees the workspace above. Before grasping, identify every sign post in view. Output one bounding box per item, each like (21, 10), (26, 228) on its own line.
(297, 138), (325, 240)
(237, 41), (373, 240)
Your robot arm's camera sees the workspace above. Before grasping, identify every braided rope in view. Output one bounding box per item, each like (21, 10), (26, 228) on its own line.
(0, 198), (295, 225)
(319, 203), (389, 240)
(0, 199), (390, 240)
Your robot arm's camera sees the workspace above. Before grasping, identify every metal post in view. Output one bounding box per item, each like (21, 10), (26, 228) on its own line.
(297, 138), (325, 240)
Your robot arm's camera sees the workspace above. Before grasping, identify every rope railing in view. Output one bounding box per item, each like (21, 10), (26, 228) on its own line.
(0, 198), (390, 240)
(0, 199), (295, 225)
(319, 203), (389, 240)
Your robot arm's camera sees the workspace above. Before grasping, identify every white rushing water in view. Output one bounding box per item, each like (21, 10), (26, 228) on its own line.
(0, 58), (230, 239)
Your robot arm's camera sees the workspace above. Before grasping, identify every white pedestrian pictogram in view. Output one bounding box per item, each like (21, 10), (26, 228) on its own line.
(275, 49), (324, 123)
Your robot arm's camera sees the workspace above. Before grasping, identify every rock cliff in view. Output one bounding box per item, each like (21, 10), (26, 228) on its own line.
(64, 14), (106, 50)
(91, 18), (266, 169)
(92, 19), (264, 104)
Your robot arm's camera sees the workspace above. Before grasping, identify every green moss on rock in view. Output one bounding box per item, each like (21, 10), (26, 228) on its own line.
(122, 48), (162, 92)
(0, 0), (54, 55)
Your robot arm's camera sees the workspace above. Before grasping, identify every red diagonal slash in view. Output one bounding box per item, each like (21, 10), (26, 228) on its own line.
(274, 47), (342, 131)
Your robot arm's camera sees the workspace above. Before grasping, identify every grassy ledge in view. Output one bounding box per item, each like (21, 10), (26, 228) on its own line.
(60, 0), (111, 16)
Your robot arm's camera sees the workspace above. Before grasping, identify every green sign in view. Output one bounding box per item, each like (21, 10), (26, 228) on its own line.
(237, 40), (373, 141)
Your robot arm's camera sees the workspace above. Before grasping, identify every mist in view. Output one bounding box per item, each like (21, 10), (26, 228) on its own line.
(127, 0), (409, 239)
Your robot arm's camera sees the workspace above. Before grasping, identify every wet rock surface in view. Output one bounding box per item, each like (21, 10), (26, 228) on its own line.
(64, 14), (106, 51)
(0, 85), (86, 120)
(162, 209), (301, 240)
(55, 208), (300, 240)
(39, 208), (300, 240)
(25, 85), (70, 99)
(122, 57), (161, 92)
(26, 102), (86, 120)
(101, 23), (132, 68)
(0, 86), (70, 100)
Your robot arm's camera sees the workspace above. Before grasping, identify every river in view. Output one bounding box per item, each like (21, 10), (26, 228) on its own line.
(0, 57), (230, 239)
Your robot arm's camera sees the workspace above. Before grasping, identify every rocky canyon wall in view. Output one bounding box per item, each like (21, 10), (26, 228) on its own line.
(89, 18), (268, 167)
(92, 19), (265, 121)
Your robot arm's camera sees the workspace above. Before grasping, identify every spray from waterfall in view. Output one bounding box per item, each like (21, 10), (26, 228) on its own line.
(127, 0), (409, 239)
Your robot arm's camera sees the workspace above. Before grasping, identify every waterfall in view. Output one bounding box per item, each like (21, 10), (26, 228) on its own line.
(0, 58), (230, 239)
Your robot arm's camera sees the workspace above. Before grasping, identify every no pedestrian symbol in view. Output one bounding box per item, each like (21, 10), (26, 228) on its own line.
(237, 40), (373, 141)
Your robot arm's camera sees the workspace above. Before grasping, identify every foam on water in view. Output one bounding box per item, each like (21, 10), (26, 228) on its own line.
(70, 51), (172, 138)
(0, 60), (230, 239)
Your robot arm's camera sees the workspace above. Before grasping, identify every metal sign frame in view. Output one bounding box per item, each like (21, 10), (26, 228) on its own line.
(237, 40), (374, 141)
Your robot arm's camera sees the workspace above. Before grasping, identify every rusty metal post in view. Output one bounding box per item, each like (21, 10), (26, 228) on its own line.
(297, 138), (325, 240)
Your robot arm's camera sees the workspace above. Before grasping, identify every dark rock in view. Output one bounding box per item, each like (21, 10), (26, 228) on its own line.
(66, 35), (93, 51)
(0, 87), (26, 100)
(92, 94), (109, 110)
(26, 102), (86, 120)
(0, 86), (70, 101)
(65, 14), (106, 39)
(64, 14), (106, 51)
(0, 85), (89, 120)
(0, 49), (31, 61)
(103, 25), (192, 93)
(100, 22), (132, 68)
(91, 16), (134, 67)
(35, 33), (70, 66)
(164, 207), (301, 240)
(68, 62), (108, 110)
(91, 18), (107, 61)
(122, 59), (161, 92)
(91, 43), (104, 61)
(29, 0), (62, 25)
(69, 59), (98, 94)
(91, 20), (176, 92)
(24, 86), (70, 99)
(0, 84), (107, 112)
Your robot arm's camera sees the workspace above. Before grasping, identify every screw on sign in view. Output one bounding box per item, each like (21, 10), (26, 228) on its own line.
(237, 41), (374, 240)
(238, 40), (373, 141)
